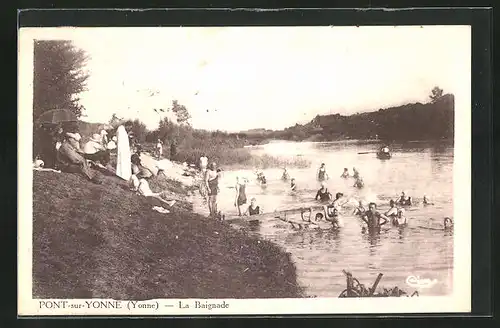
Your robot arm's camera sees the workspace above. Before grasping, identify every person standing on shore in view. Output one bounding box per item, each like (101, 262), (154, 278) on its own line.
(155, 139), (163, 160)
(234, 176), (247, 216)
(205, 162), (219, 218)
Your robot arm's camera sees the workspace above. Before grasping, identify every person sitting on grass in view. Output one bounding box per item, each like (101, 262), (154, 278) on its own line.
(56, 132), (102, 184)
(131, 150), (154, 180)
(129, 175), (176, 208)
(244, 198), (262, 216)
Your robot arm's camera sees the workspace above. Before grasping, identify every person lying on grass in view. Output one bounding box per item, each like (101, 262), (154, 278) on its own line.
(56, 132), (102, 184)
(129, 175), (176, 208)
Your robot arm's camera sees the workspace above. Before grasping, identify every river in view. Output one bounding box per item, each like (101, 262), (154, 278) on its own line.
(196, 140), (454, 297)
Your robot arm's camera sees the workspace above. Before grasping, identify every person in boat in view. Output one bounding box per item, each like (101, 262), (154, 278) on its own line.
(361, 202), (389, 233)
(234, 176), (247, 216)
(353, 177), (364, 189)
(204, 162), (219, 218)
(244, 197), (262, 216)
(281, 168), (290, 181)
(393, 208), (407, 227)
(315, 182), (332, 203)
(290, 178), (297, 192)
(353, 200), (366, 217)
(423, 195), (434, 205)
(385, 199), (399, 220)
(317, 163), (329, 181)
(340, 168), (350, 178)
(397, 191), (412, 206)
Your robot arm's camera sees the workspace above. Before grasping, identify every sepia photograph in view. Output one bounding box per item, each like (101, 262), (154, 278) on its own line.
(18, 24), (471, 315)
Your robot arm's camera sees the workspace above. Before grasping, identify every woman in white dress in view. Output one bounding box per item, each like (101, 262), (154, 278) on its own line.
(116, 125), (132, 181)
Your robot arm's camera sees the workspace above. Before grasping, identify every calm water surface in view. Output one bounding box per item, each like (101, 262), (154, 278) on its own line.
(200, 140), (454, 297)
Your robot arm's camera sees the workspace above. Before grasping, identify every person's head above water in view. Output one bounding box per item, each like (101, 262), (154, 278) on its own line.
(390, 199), (395, 207)
(368, 202), (377, 211)
(401, 191), (406, 197)
(250, 197), (257, 206)
(335, 192), (344, 199)
(397, 208), (405, 217)
(320, 163), (325, 168)
(344, 168), (348, 172)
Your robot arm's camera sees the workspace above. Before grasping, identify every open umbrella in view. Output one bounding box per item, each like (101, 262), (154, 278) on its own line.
(36, 109), (78, 125)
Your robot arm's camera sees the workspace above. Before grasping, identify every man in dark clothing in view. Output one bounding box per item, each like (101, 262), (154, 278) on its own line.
(57, 132), (102, 184)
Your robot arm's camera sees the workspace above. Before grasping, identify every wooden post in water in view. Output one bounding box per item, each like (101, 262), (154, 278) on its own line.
(369, 273), (384, 296)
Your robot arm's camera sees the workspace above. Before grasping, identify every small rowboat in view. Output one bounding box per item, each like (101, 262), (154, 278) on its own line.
(376, 151), (392, 159)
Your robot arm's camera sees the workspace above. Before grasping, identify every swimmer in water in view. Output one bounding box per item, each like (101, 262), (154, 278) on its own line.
(340, 168), (350, 178)
(315, 182), (332, 203)
(361, 202), (389, 233)
(385, 199), (399, 220)
(353, 177), (364, 189)
(397, 191), (412, 206)
(353, 200), (366, 217)
(244, 197), (262, 216)
(281, 168), (290, 181)
(394, 208), (407, 227)
(317, 163), (329, 182)
(444, 217), (453, 230)
(352, 167), (360, 180)
(423, 195), (434, 205)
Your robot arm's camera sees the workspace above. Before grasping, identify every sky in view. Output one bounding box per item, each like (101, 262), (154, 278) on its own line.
(27, 26), (470, 132)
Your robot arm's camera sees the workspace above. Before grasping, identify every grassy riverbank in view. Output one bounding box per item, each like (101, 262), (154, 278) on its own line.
(32, 170), (304, 299)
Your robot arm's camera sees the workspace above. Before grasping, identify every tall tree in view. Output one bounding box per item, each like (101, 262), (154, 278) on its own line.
(171, 100), (192, 126)
(33, 40), (90, 120)
(429, 86), (444, 103)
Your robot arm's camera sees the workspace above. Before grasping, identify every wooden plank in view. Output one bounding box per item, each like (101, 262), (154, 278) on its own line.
(225, 205), (327, 223)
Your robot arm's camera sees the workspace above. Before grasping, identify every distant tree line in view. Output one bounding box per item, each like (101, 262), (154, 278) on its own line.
(240, 89), (454, 143)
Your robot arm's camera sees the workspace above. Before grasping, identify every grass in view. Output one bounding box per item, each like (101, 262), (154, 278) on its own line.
(32, 170), (304, 299)
(139, 143), (311, 169)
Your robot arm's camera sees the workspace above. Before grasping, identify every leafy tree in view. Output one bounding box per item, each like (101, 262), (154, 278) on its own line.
(33, 40), (90, 119)
(429, 86), (444, 103)
(171, 100), (191, 125)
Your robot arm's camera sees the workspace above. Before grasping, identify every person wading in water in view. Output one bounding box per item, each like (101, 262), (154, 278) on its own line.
(205, 162), (219, 218)
(361, 202), (389, 233)
(234, 176), (247, 216)
(315, 182), (332, 203)
(317, 163), (329, 182)
(244, 198), (262, 216)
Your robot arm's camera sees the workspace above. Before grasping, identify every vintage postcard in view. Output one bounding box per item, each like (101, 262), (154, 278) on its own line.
(18, 25), (471, 316)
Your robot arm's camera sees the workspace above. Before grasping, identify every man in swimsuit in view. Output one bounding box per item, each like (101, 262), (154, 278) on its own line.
(205, 162), (219, 218)
(361, 202), (389, 233)
(394, 208), (407, 227)
(244, 198), (262, 216)
(315, 182), (332, 202)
